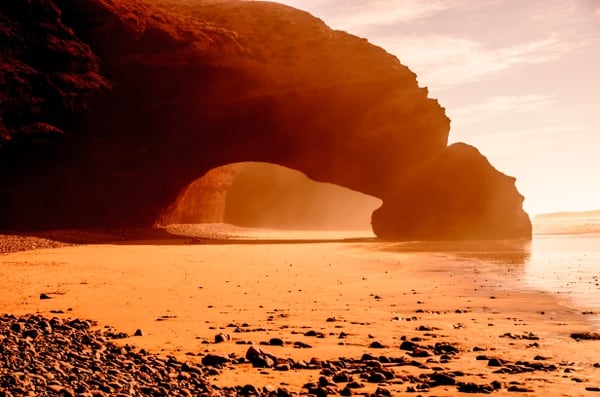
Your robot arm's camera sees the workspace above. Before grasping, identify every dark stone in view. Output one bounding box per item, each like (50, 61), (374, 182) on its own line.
(367, 372), (386, 383)
(332, 372), (351, 383)
(201, 354), (231, 367)
(214, 333), (230, 343)
(340, 386), (353, 396)
(507, 385), (532, 392)
(409, 348), (431, 358)
(318, 376), (335, 387)
(369, 341), (386, 349)
(275, 363), (290, 371)
(308, 387), (329, 397)
(571, 332), (600, 340)
(40, 293), (51, 300)
(245, 345), (277, 368)
(277, 388), (292, 397)
(361, 353), (378, 361)
(239, 384), (259, 396)
(364, 360), (383, 369)
(428, 372), (456, 386)
(490, 380), (503, 390)
(346, 381), (364, 389)
(434, 343), (459, 355)
(457, 382), (494, 393)
(400, 341), (418, 350)
(487, 358), (505, 367)
(22, 329), (39, 339)
(294, 341), (312, 348)
(374, 387), (392, 396)
(269, 338), (284, 346)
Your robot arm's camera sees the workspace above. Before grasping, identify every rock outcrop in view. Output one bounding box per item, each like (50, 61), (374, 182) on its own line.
(0, 0), (531, 239)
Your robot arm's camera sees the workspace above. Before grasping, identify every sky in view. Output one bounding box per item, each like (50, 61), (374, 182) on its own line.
(275, 0), (600, 216)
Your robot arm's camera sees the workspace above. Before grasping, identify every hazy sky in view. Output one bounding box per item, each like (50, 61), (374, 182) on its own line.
(276, 0), (600, 216)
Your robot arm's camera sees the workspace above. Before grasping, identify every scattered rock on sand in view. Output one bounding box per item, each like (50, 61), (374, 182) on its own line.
(0, 314), (217, 396)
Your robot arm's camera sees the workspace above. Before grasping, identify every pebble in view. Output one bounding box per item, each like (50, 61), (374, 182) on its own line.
(571, 332), (600, 340)
(201, 354), (231, 367)
(0, 312), (590, 396)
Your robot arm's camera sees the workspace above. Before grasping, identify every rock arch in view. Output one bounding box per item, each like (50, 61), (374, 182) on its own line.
(0, 0), (531, 239)
(158, 162), (381, 230)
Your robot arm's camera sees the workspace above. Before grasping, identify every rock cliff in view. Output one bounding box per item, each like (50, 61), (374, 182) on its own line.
(0, 0), (531, 239)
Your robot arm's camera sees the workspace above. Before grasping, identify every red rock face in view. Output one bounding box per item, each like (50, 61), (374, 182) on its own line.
(371, 143), (531, 240)
(0, 0), (531, 239)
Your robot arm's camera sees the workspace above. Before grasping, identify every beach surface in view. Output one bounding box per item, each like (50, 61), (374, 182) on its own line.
(1, 225), (599, 396)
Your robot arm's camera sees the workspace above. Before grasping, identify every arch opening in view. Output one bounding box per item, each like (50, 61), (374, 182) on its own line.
(157, 162), (382, 234)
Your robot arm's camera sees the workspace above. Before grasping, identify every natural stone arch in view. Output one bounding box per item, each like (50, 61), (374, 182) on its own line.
(0, 0), (531, 240)
(158, 162), (381, 230)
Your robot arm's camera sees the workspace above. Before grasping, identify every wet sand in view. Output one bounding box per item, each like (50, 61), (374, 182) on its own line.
(1, 226), (600, 395)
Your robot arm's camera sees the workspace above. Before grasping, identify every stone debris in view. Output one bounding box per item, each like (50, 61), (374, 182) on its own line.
(0, 314), (594, 396)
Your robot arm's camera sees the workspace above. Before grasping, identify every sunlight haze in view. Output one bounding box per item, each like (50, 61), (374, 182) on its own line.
(277, 0), (600, 216)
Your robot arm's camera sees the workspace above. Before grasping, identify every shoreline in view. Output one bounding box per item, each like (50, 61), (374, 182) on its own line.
(1, 227), (600, 395)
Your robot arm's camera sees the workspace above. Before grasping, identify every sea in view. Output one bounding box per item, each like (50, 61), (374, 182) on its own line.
(356, 212), (600, 324)
(384, 213), (600, 321)
(524, 214), (600, 315)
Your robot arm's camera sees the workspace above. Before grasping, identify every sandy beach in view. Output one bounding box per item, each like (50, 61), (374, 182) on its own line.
(1, 226), (600, 396)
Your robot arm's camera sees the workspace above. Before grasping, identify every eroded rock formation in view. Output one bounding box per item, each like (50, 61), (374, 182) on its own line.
(0, 0), (531, 239)
(160, 162), (380, 230)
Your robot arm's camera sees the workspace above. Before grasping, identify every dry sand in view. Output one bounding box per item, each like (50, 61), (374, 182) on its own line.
(1, 225), (599, 396)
